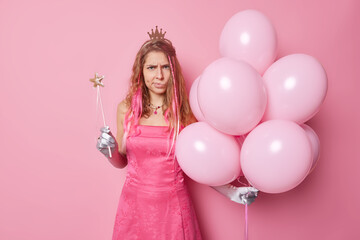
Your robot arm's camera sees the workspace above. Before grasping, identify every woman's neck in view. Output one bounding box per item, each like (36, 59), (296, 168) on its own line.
(149, 93), (165, 106)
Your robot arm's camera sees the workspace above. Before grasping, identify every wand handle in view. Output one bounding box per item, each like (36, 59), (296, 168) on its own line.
(97, 85), (112, 158)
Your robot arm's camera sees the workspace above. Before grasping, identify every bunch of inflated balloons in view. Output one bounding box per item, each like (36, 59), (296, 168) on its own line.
(175, 9), (327, 194)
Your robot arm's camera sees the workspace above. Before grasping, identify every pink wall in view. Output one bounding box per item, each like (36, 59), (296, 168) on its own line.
(1, 0), (359, 239)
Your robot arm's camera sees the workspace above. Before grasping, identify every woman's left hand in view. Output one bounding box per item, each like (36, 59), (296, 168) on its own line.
(211, 184), (259, 205)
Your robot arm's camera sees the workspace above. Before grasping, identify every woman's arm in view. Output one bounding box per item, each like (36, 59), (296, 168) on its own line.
(97, 101), (128, 168)
(108, 101), (128, 168)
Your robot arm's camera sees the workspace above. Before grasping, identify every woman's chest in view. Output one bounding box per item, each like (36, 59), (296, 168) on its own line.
(139, 114), (168, 126)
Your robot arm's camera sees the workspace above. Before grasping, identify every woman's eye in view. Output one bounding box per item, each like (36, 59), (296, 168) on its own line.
(148, 66), (155, 70)
(163, 65), (170, 69)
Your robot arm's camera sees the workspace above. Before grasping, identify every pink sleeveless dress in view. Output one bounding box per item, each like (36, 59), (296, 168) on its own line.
(112, 125), (202, 240)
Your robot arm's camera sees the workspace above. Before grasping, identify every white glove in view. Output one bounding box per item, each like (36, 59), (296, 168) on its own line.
(212, 185), (259, 205)
(96, 126), (116, 158)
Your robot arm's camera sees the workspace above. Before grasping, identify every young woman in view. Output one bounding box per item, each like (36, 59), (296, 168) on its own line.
(97, 29), (202, 239)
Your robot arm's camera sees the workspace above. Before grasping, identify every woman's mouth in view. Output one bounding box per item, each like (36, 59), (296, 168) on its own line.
(154, 83), (166, 89)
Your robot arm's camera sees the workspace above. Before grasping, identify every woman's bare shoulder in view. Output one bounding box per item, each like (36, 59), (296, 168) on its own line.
(117, 100), (129, 116)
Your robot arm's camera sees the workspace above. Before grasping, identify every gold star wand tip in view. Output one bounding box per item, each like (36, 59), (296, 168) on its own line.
(90, 72), (105, 87)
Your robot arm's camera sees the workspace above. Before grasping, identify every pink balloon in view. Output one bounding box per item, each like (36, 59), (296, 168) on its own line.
(198, 57), (267, 135)
(219, 9), (277, 74)
(301, 124), (320, 174)
(175, 122), (241, 186)
(189, 76), (206, 121)
(262, 54), (328, 124)
(240, 120), (312, 193)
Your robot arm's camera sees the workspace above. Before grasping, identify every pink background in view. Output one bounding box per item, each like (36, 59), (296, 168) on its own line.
(1, 0), (359, 239)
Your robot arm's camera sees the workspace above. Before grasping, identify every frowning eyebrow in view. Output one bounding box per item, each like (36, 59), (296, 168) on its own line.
(145, 64), (170, 67)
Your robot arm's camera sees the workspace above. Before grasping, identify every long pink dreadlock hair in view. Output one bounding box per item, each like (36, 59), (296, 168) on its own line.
(121, 39), (194, 154)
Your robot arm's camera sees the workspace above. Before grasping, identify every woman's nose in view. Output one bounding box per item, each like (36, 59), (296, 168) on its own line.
(156, 66), (164, 79)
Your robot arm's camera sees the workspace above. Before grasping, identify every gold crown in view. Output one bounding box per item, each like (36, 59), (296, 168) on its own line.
(147, 26), (166, 40)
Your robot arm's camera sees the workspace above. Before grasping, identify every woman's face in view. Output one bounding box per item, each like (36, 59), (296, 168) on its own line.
(143, 51), (171, 97)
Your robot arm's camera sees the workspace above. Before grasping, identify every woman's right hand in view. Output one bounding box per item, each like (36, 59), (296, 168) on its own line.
(96, 126), (116, 159)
